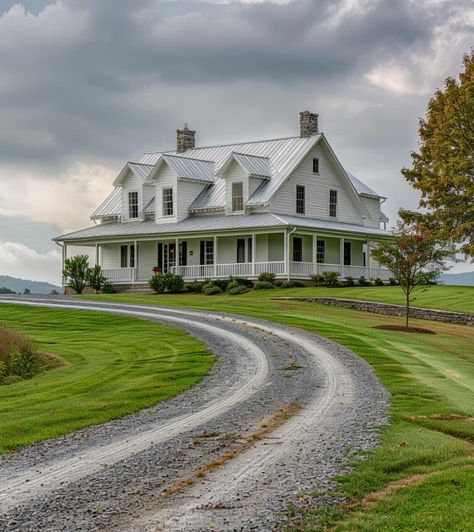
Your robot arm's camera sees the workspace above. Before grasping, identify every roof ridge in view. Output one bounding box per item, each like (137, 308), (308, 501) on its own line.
(128, 161), (154, 167)
(143, 134), (311, 155)
(163, 153), (215, 164)
(232, 151), (271, 160)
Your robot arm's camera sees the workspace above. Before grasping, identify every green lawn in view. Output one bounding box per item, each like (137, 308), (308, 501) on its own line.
(83, 290), (474, 530)
(0, 304), (213, 453)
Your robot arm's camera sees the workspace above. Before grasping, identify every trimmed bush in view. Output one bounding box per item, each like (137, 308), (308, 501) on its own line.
(293, 281), (306, 287)
(358, 275), (371, 287)
(227, 285), (246, 295)
(204, 285), (223, 295)
(258, 272), (276, 284)
(213, 279), (231, 291)
(226, 280), (240, 291)
(311, 274), (325, 287)
(102, 283), (116, 294)
(389, 277), (399, 286)
(375, 277), (384, 286)
(344, 276), (355, 287)
(149, 275), (165, 293)
(231, 277), (254, 289)
(322, 271), (339, 287)
(149, 273), (184, 294)
(186, 281), (204, 293)
(254, 281), (275, 290)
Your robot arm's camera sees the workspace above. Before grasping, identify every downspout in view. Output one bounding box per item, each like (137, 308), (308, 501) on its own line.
(287, 226), (296, 281)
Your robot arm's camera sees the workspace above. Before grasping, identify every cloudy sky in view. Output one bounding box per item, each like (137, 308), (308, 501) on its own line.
(0, 0), (472, 284)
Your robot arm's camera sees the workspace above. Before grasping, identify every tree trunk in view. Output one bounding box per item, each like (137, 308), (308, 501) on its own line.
(406, 290), (410, 328)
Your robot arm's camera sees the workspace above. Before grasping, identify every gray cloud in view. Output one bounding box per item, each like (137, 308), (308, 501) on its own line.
(0, 0), (473, 280)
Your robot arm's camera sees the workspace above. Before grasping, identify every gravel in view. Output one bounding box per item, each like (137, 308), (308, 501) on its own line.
(0, 297), (389, 531)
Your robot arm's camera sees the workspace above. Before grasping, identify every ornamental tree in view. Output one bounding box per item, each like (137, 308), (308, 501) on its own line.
(86, 265), (108, 294)
(401, 50), (474, 257)
(372, 222), (455, 328)
(63, 255), (89, 295)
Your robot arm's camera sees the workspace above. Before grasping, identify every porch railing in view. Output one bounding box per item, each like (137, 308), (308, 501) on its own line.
(103, 267), (136, 283)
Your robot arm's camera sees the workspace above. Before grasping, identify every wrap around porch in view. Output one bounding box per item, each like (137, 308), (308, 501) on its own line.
(63, 230), (391, 285)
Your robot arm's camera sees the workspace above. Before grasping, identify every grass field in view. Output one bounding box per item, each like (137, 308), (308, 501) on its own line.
(0, 304), (213, 453)
(83, 289), (474, 530)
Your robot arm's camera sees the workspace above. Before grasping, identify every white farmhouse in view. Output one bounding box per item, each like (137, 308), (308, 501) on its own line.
(55, 112), (392, 289)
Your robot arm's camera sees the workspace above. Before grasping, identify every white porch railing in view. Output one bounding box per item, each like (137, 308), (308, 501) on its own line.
(255, 261), (286, 275)
(103, 268), (137, 283)
(217, 263), (253, 277)
(173, 265), (215, 279)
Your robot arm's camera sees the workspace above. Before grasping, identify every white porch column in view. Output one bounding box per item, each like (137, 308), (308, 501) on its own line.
(367, 241), (372, 279)
(213, 235), (218, 277)
(134, 240), (138, 281)
(175, 237), (179, 275)
(283, 230), (288, 278)
(313, 234), (317, 275)
(95, 243), (99, 266)
(252, 233), (256, 276)
(62, 244), (67, 287)
(340, 237), (345, 278)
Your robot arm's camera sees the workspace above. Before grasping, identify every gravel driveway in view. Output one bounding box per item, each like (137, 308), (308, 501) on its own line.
(0, 297), (389, 531)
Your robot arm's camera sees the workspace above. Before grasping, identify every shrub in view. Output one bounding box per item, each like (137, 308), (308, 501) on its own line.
(227, 285), (246, 295)
(86, 265), (107, 293)
(258, 272), (276, 284)
(204, 285), (222, 295)
(161, 273), (184, 293)
(231, 277), (254, 289)
(226, 280), (240, 291)
(358, 276), (371, 286)
(254, 281), (275, 290)
(311, 274), (325, 287)
(186, 281), (204, 293)
(389, 277), (398, 286)
(344, 276), (355, 287)
(102, 282), (116, 294)
(63, 255), (89, 294)
(213, 279), (231, 291)
(375, 277), (384, 286)
(149, 275), (165, 293)
(0, 324), (41, 382)
(293, 281), (306, 287)
(322, 271), (340, 287)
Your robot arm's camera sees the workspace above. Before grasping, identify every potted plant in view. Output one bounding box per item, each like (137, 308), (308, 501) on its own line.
(152, 266), (162, 276)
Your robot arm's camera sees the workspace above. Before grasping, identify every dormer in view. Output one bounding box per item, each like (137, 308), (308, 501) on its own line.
(111, 162), (154, 222)
(145, 154), (214, 223)
(217, 152), (272, 215)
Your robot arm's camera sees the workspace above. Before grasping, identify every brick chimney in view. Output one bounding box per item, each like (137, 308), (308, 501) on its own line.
(299, 111), (319, 137)
(176, 123), (195, 153)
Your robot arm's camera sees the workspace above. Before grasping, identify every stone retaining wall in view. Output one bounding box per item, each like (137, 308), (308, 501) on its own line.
(275, 297), (474, 326)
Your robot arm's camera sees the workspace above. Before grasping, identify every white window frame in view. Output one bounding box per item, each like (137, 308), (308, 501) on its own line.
(329, 189), (338, 218)
(162, 187), (174, 217)
(316, 239), (325, 264)
(296, 185), (305, 215)
(128, 191), (139, 219)
(231, 181), (244, 212)
(312, 158), (319, 174)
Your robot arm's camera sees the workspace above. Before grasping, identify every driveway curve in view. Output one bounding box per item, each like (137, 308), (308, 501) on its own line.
(0, 297), (389, 531)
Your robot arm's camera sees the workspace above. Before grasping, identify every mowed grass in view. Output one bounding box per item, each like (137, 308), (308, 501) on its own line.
(0, 304), (214, 453)
(83, 290), (474, 530)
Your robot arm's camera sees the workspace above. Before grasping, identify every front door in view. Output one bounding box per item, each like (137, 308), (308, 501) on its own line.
(161, 243), (176, 273)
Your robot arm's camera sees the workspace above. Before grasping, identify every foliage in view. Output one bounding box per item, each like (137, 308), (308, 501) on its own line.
(322, 271), (339, 287)
(86, 265), (107, 294)
(418, 270), (440, 285)
(254, 281), (275, 290)
(50, 290), (59, 295)
(0, 287), (16, 294)
(186, 280), (204, 293)
(226, 280), (240, 291)
(293, 281), (306, 287)
(227, 285), (246, 295)
(311, 274), (325, 287)
(344, 276), (355, 287)
(203, 285), (222, 295)
(23, 288), (31, 295)
(374, 277), (384, 286)
(358, 275), (371, 287)
(389, 277), (398, 286)
(401, 51), (474, 257)
(0, 324), (40, 383)
(101, 282), (116, 294)
(149, 273), (184, 294)
(212, 279), (231, 291)
(63, 255), (89, 295)
(275, 280), (295, 288)
(231, 277), (254, 289)
(258, 272), (276, 284)
(372, 222), (455, 326)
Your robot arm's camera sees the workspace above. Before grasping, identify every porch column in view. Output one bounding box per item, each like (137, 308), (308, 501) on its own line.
(95, 243), (99, 266)
(175, 237), (179, 275)
(134, 240), (138, 281)
(62, 244), (67, 286)
(213, 235), (218, 278)
(313, 234), (317, 276)
(252, 233), (256, 276)
(340, 237), (345, 278)
(283, 230), (288, 278)
(367, 242), (372, 278)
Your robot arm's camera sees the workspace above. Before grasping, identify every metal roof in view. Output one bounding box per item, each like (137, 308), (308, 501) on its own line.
(143, 196), (155, 212)
(346, 171), (383, 198)
(150, 154), (215, 183)
(380, 210), (389, 222)
(128, 162), (154, 182)
(56, 212), (391, 242)
(218, 152), (272, 179)
(91, 187), (122, 220)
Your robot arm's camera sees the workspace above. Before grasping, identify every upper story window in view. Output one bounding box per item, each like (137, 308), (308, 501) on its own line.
(312, 158), (319, 174)
(128, 192), (138, 219)
(329, 189), (338, 218)
(162, 188), (174, 216)
(296, 185), (305, 214)
(232, 182), (244, 212)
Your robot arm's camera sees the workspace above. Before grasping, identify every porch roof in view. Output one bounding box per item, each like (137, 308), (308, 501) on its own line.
(55, 213), (392, 243)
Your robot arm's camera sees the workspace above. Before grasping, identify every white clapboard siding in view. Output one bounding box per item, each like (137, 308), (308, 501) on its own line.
(224, 160), (248, 214)
(121, 170), (142, 221)
(361, 196), (382, 228)
(154, 165), (178, 223)
(177, 180), (207, 222)
(270, 144), (363, 225)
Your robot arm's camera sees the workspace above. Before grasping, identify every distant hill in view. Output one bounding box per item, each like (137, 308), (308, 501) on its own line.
(0, 275), (61, 294)
(440, 271), (474, 286)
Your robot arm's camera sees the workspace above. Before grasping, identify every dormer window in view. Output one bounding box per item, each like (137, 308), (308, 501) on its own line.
(162, 188), (174, 216)
(312, 158), (319, 174)
(232, 182), (244, 212)
(128, 192), (138, 218)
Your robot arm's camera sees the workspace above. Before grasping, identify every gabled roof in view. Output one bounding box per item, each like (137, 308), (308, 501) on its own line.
(380, 210), (389, 222)
(146, 154), (214, 184)
(346, 171), (384, 199)
(217, 152), (272, 179)
(113, 162), (154, 186)
(91, 187), (122, 220)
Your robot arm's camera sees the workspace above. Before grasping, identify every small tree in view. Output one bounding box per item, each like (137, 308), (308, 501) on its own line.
(86, 265), (108, 294)
(63, 255), (89, 294)
(372, 222), (454, 327)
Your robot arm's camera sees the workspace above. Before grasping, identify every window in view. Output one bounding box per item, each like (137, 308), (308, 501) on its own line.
(363, 251), (366, 267)
(237, 239), (245, 263)
(179, 241), (187, 266)
(120, 245), (128, 268)
(232, 182), (244, 212)
(200, 240), (214, 265)
(312, 158), (319, 174)
(130, 244), (135, 268)
(247, 238), (252, 263)
(329, 189), (338, 218)
(296, 185), (305, 215)
(162, 188), (174, 216)
(128, 191), (138, 219)
(344, 241), (351, 266)
(293, 237), (303, 262)
(316, 240), (325, 264)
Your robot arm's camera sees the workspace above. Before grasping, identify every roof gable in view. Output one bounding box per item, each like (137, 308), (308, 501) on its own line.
(217, 152), (272, 179)
(146, 154), (214, 184)
(113, 162), (154, 186)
